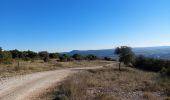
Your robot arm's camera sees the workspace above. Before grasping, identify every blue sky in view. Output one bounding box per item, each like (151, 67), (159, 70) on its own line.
(0, 0), (170, 52)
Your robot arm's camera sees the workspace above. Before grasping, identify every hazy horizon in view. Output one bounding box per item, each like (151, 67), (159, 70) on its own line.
(1, 45), (170, 53)
(1, 0), (170, 52)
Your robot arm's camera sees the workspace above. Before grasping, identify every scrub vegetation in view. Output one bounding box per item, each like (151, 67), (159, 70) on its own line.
(0, 46), (170, 100)
(51, 46), (170, 100)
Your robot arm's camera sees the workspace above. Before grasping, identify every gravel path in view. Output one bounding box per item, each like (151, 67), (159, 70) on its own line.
(0, 66), (103, 100)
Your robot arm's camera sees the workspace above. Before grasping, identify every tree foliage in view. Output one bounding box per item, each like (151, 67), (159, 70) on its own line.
(22, 51), (38, 61)
(49, 53), (59, 59)
(134, 55), (170, 76)
(72, 54), (83, 60)
(9, 50), (38, 61)
(0, 50), (12, 64)
(86, 54), (97, 60)
(115, 46), (135, 70)
(10, 49), (22, 59)
(38, 51), (49, 62)
(115, 46), (135, 65)
(59, 54), (71, 62)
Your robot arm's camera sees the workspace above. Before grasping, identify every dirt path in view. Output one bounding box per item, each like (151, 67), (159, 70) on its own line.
(0, 66), (103, 100)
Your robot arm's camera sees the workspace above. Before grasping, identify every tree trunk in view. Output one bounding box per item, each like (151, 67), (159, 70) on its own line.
(119, 62), (121, 71)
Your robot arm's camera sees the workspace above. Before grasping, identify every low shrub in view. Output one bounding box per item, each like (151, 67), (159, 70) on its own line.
(0, 51), (12, 64)
(134, 55), (170, 76)
(86, 54), (97, 60)
(59, 54), (71, 62)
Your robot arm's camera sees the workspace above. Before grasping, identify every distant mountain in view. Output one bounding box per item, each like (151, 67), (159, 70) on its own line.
(133, 46), (170, 59)
(67, 49), (114, 58)
(65, 46), (170, 60)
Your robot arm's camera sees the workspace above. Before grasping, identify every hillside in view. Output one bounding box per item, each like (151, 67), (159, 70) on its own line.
(66, 46), (170, 59)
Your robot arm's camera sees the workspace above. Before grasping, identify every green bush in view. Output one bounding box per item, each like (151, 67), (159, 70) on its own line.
(9, 50), (38, 61)
(72, 54), (83, 60)
(134, 56), (167, 72)
(49, 53), (59, 59)
(86, 54), (97, 60)
(38, 51), (49, 62)
(23, 50), (38, 59)
(0, 51), (12, 64)
(134, 55), (170, 77)
(59, 54), (71, 62)
(10, 49), (23, 59)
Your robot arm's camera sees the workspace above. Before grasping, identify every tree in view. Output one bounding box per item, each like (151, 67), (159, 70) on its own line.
(26, 50), (38, 59)
(134, 55), (170, 73)
(24, 50), (38, 59)
(38, 51), (49, 62)
(115, 46), (135, 71)
(59, 54), (71, 62)
(0, 51), (12, 64)
(3, 51), (12, 64)
(10, 49), (22, 59)
(49, 53), (59, 59)
(72, 54), (83, 60)
(86, 54), (97, 60)
(22, 50), (38, 61)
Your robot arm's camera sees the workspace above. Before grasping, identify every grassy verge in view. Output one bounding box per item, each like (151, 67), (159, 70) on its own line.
(54, 66), (170, 100)
(0, 60), (112, 77)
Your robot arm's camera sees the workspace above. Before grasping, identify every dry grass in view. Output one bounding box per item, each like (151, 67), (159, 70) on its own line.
(54, 65), (169, 100)
(165, 97), (170, 100)
(143, 92), (158, 100)
(0, 60), (112, 77)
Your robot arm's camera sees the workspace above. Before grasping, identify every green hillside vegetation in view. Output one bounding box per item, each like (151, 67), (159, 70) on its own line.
(51, 46), (170, 100)
(0, 47), (110, 77)
(0, 46), (170, 77)
(0, 46), (170, 99)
